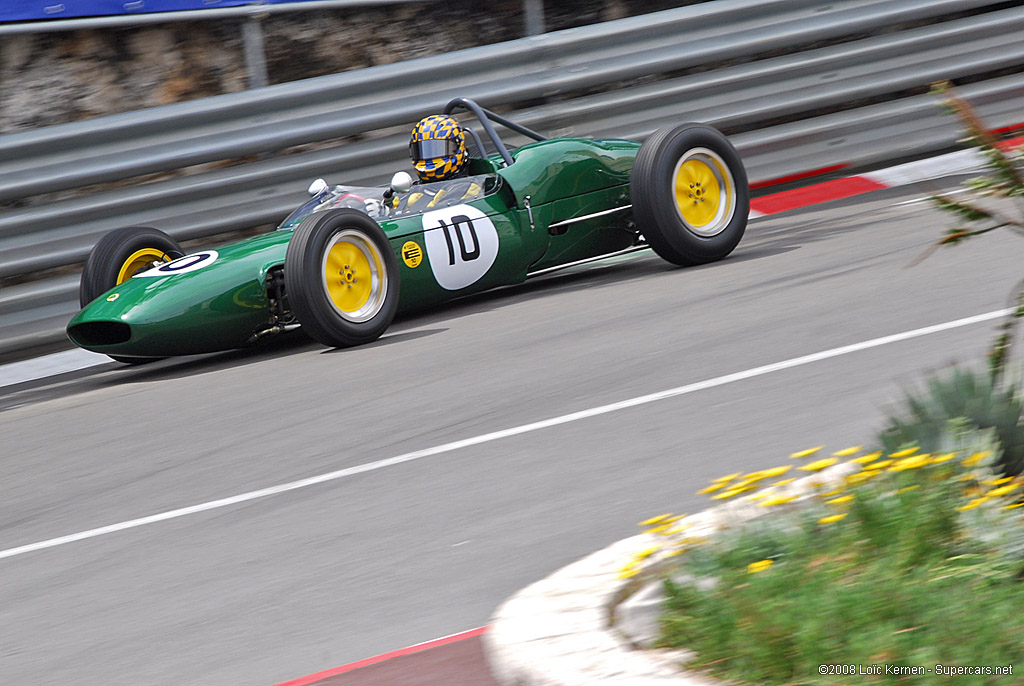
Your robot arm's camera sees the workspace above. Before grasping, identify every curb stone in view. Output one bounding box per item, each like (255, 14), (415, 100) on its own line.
(483, 461), (859, 685)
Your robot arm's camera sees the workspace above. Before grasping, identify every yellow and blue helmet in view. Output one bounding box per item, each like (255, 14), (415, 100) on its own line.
(409, 114), (468, 182)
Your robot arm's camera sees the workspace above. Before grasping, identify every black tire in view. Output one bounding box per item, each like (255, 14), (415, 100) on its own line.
(285, 209), (400, 348)
(80, 226), (183, 307)
(631, 123), (749, 266)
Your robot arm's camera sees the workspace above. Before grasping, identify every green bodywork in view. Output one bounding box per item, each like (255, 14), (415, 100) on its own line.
(67, 137), (640, 357)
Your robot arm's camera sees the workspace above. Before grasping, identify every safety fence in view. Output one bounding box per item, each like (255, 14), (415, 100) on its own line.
(2, 0), (1024, 361)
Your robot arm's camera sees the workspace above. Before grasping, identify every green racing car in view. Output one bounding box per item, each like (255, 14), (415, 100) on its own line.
(67, 97), (750, 361)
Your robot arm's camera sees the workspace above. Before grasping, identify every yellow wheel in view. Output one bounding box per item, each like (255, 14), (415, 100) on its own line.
(673, 149), (735, 236)
(286, 209), (400, 348)
(631, 124), (749, 266)
(322, 230), (387, 323)
(116, 248), (173, 284)
(80, 226), (183, 307)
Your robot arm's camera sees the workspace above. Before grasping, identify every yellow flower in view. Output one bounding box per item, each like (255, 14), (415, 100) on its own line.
(647, 518), (688, 536)
(889, 447), (919, 458)
(733, 469), (785, 487)
(799, 457), (840, 472)
(846, 471), (878, 485)
(826, 495), (854, 505)
(752, 466), (791, 479)
(790, 445), (824, 459)
(747, 559), (773, 574)
(962, 451), (992, 467)
(760, 495), (798, 507)
(897, 485), (920, 494)
(1003, 502), (1024, 510)
(983, 477), (1015, 486)
(638, 516), (671, 528)
(675, 536), (709, 547)
(833, 446), (862, 457)
(712, 486), (754, 500)
(713, 472), (742, 483)
(864, 460), (893, 471)
(889, 455), (930, 471)
(930, 452), (957, 464)
(772, 478), (797, 487)
(852, 451), (883, 464)
(819, 513), (847, 524)
(665, 549), (686, 557)
(987, 483), (1023, 498)
(698, 483), (727, 495)
(617, 568), (640, 579)
(639, 514), (673, 526)
(634, 545), (661, 560)
(744, 491), (770, 501)
(958, 497), (989, 511)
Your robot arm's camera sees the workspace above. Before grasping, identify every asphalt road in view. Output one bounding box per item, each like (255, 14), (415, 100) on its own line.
(2, 187), (1022, 686)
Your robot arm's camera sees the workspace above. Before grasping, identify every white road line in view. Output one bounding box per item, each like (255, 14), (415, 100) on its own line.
(0, 308), (1012, 561)
(893, 187), (972, 207)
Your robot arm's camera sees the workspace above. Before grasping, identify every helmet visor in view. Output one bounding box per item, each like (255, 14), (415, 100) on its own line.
(410, 138), (459, 161)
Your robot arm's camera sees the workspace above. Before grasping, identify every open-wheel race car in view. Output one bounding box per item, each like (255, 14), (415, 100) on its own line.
(67, 97), (749, 361)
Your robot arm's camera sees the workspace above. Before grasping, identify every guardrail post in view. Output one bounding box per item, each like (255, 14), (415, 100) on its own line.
(523, 0), (544, 36)
(242, 13), (269, 89)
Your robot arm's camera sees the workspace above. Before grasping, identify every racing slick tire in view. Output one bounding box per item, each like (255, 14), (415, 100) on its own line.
(285, 208), (400, 348)
(631, 123), (749, 266)
(80, 226), (184, 307)
(79, 226), (184, 364)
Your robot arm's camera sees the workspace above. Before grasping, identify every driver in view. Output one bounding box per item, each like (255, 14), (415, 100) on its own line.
(394, 114), (483, 213)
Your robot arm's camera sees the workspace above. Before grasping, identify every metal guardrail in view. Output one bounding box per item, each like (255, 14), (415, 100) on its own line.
(2, 0), (1023, 361)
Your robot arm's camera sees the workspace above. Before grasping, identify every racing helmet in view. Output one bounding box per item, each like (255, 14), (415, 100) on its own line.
(409, 114), (468, 182)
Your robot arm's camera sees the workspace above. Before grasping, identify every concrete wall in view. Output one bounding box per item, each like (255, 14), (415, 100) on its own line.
(0, 0), (686, 134)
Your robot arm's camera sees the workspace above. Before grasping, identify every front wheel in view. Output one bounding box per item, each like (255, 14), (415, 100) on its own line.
(79, 226), (184, 364)
(631, 123), (749, 266)
(79, 226), (183, 307)
(285, 209), (400, 348)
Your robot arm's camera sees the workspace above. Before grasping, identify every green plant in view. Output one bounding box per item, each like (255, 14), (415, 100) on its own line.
(657, 435), (1024, 685)
(879, 366), (1024, 475)
(927, 81), (1024, 383)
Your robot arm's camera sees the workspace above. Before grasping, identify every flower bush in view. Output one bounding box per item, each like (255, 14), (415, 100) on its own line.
(633, 429), (1024, 684)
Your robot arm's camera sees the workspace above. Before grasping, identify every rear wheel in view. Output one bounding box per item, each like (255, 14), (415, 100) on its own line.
(631, 123), (749, 266)
(79, 226), (184, 364)
(285, 209), (400, 348)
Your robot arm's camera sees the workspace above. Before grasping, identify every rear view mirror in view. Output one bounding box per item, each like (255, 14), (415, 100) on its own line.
(307, 178), (328, 196)
(390, 172), (414, 194)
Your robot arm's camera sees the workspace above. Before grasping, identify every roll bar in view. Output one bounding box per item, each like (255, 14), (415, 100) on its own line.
(442, 97), (547, 167)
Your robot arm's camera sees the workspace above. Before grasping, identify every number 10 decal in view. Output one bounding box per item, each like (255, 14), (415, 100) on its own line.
(439, 215), (481, 265)
(422, 205), (499, 290)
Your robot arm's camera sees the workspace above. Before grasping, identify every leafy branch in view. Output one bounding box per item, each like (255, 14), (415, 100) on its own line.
(925, 81), (1024, 383)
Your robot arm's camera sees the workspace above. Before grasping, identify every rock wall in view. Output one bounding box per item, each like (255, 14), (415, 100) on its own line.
(0, 0), (687, 135)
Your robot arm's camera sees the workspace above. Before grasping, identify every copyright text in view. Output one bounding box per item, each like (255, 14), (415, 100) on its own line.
(817, 664), (1013, 677)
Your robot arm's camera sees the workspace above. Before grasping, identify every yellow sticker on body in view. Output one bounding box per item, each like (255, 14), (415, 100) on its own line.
(402, 241), (423, 268)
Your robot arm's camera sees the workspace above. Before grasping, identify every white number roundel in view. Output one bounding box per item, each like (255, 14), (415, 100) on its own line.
(134, 250), (219, 277)
(422, 205), (499, 291)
